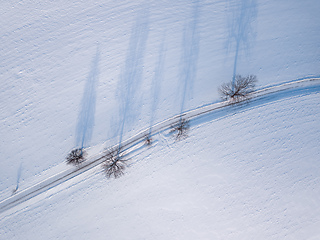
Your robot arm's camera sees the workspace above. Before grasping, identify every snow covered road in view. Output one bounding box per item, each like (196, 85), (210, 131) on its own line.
(1, 78), (319, 215)
(1, 79), (320, 239)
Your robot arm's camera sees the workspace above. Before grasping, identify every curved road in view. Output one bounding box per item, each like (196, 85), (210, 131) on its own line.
(1, 77), (319, 214)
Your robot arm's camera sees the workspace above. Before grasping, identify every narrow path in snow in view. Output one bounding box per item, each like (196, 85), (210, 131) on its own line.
(0, 77), (319, 214)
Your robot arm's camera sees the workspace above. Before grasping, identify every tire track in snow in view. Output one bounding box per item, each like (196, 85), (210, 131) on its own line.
(0, 77), (319, 214)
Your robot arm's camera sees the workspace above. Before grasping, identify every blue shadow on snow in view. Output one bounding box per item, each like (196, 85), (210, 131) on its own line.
(75, 45), (100, 149)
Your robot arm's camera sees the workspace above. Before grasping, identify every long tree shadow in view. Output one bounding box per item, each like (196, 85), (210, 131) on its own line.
(12, 162), (23, 194)
(179, 0), (200, 115)
(117, 8), (149, 149)
(75, 45), (100, 151)
(226, 0), (257, 87)
(172, 0), (200, 140)
(106, 8), (150, 175)
(146, 35), (166, 144)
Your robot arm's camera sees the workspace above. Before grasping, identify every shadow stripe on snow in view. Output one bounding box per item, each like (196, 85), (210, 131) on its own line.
(1, 77), (319, 214)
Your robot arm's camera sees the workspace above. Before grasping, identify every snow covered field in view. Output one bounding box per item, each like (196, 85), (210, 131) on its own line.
(1, 0), (320, 239)
(1, 86), (320, 239)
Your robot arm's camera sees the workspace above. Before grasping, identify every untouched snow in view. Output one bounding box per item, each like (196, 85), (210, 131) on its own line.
(1, 0), (320, 239)
(1, 89), (320, 239)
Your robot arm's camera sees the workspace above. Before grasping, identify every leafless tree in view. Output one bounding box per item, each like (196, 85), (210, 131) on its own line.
(144, 134), (152, 146)
(219, 75), (257, 102)
(66, 148), (86, 165)
(170, 118), (190, 140)
(102, 147), (127, 178)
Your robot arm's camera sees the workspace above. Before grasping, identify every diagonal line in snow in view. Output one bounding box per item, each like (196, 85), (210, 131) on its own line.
(0, 77), (319, 214)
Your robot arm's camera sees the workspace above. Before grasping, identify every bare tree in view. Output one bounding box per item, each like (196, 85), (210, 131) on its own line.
(219, 75), (257, 102)
(170, 118), (190, 140)
(144, 133), (152, 146)
(102, 148), (127, 178)
(66, 148), (86, 165)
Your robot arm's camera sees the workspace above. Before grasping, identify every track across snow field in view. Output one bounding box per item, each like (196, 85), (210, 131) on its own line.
(0, 77), (319, 214)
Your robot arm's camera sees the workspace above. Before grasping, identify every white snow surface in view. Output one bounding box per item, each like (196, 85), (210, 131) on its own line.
(1, 89), (320, 239)
(1, 0), (320, 239)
